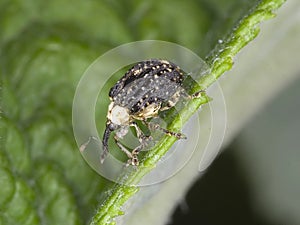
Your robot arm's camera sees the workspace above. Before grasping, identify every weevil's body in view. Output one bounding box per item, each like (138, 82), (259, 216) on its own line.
(102, 59), (201, 166)
(110, 59), (185, 118)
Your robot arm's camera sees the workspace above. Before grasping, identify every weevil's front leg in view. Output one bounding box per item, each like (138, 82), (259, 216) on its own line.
(127, 136), (151, 166)
(130, 121), (153, 144)
(113, 125), (133, 159)
(113, 135), (133, 159)
(114, 135), (144, 167)
(125, 122), (153, 166)
(128, 145), (144, 166)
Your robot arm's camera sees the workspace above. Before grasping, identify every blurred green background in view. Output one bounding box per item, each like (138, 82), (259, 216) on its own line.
(1, 0), (299, 225)
(171, 75), (300, 225)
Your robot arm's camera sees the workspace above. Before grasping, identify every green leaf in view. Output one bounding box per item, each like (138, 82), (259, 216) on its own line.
(0, 0), (289, 224)
(0, 0), (131, 45)
(88, 0), (286, 224)
(1, 7), (114, 223)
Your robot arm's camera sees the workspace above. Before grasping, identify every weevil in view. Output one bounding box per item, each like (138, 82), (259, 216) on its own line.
(100, 59), (204, 166)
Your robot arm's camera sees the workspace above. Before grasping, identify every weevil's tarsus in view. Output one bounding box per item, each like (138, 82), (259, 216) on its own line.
(190, 89), (206, 99)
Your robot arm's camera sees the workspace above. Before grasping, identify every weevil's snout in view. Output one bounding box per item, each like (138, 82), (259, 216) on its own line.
(101, 121), (117, 163)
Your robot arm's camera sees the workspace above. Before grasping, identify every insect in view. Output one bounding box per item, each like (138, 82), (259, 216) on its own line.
(100, 59), (204, 166)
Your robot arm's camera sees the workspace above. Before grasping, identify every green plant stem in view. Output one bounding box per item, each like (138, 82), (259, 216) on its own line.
(90, 0), (286, 224)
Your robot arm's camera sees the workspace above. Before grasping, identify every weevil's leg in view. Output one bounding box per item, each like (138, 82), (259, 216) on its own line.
(79, 136), (99, 152)
(180, 86), (205, 99)
(181, 89), (206, 99)
(190, 89), (206, 99)
(127, 135), (150, 166)
(113, 135), (133, 159)
(130, 122), (153, 144)
(112, 124), (145, 167)
(130, 121), (143, 139)
(113, 125), (132, 160)
(128, 144), (144, 166)
(125, 122), (153, 166)
(143, 120), (187, 139)
(114, 134), (141, 167)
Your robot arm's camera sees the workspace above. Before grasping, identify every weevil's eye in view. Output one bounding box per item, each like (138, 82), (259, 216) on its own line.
(107, 122), (117, 131)
(110, 105), (130, 125)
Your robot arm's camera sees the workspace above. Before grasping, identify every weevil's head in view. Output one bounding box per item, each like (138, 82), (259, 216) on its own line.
(102, 102), (130, 161)
(107, 102), (130, 126)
